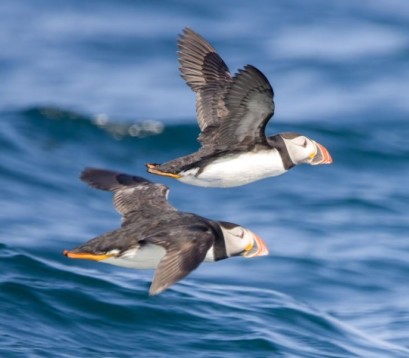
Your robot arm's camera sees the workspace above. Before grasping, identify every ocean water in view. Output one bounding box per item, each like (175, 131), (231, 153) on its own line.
(1, 0), (409, 357)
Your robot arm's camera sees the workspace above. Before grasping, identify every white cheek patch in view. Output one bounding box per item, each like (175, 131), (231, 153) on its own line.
(218, 227), (251, 257)
(287, 144), (309, 164)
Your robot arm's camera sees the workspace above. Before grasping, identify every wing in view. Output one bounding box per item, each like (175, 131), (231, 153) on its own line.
(146, 225), (214, 295)
(80, 168), (176, 219)
(178, 27), (232, 131)
(178, 28), (231, 91)
(206, 65), (275, 149)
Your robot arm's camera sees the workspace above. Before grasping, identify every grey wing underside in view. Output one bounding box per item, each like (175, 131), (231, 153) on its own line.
(211, 65), (275, 148)
(80, 168), (176, 222)
(145, 226), (214, 295)
(178, 28), (275, 150)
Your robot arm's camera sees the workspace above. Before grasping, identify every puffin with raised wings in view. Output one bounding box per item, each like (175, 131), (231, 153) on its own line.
(147, 28), (332, 187)
(64, 168), (268, 296)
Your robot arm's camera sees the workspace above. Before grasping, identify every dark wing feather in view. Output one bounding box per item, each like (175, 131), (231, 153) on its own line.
(210, 65), (275, 148)
(178, 28), (232, 131)
(178, 28), (231, 90)
(80, 168), (176, 218)
(146, 225), (214, 295)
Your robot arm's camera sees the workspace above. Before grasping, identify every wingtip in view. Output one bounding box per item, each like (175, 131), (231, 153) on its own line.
(148, 284), (166, 296)
(79, 167), (120, 191)
(181, 26), (191, 34)
(80, 167), (98, 183)
(180, 27), (196, 37)
(178, 27), (193, 45)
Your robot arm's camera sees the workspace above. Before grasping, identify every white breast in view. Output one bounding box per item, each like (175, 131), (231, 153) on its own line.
(101, 243), (216, 269)
(179, 150), (286, 187)
(102, 244), (166, 269)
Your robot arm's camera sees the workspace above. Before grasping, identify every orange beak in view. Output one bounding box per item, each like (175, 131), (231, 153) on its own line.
(63, 250), (114, 261)
(311, 142), (333, 165)
(243, 234), (269, 258)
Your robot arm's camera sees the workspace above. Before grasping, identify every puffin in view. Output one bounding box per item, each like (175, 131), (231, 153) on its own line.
(64, 168), (268, 296)
(147, 28), (332, 188)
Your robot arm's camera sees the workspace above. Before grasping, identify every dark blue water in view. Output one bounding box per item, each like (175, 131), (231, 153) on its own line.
(1, 1), (409, 357)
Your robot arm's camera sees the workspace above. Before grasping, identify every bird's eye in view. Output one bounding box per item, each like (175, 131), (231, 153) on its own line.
(232, 228), (245, 239)
(302, 139), (308, 148)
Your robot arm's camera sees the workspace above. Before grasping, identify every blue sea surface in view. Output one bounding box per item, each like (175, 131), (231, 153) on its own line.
(1, 1), (409, 357)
